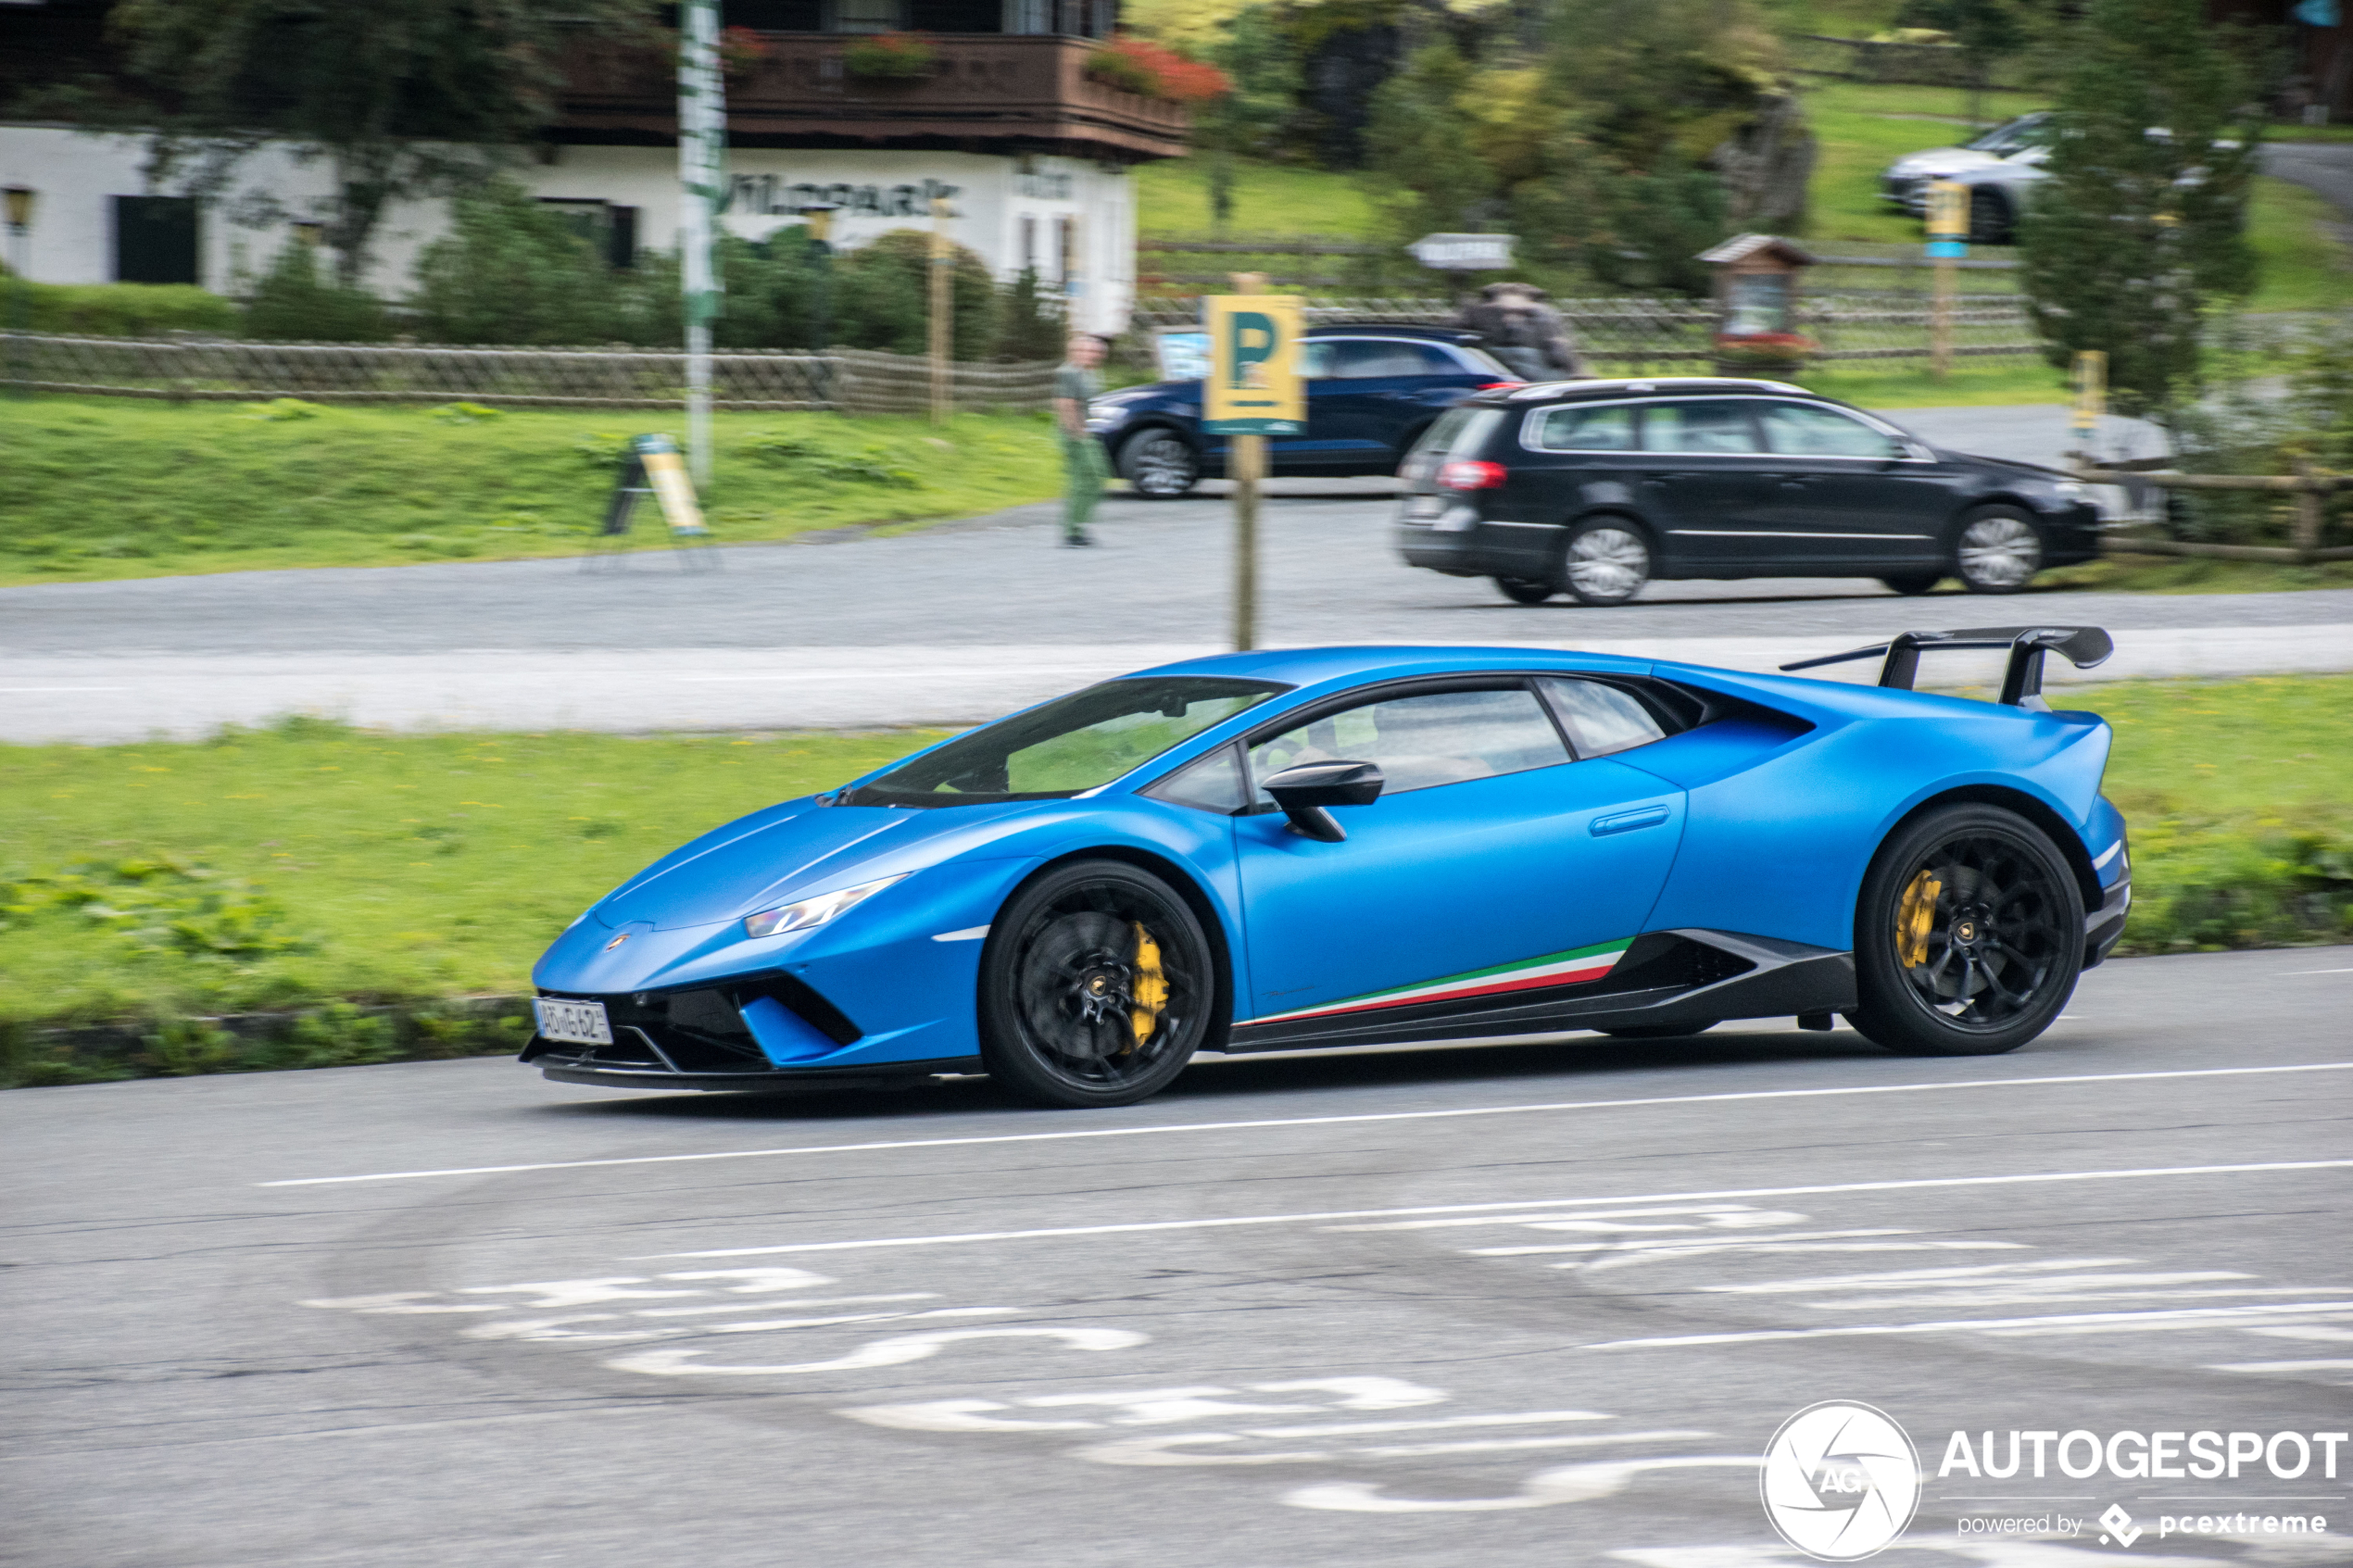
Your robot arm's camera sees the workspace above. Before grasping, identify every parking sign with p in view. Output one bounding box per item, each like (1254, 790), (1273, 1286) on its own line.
(1202, 295), (1304, 435)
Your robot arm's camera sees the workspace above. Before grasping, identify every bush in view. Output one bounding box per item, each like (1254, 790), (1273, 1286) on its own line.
(241, 240), (391, 342)
(995, 266), (1065, 360)
(0, 277), (238, 337)
(833, 229), (1000, 359)
(409, 182), (615, 345)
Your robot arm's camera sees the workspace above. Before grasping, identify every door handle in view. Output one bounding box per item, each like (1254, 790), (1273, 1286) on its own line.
(1591, 805), (1670, 836)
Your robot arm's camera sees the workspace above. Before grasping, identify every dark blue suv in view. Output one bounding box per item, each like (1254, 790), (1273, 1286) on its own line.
(1085, 324), (1518, 497)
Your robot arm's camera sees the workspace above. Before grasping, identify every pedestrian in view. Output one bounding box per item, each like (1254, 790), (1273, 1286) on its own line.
(1053, 332), (1111, 547)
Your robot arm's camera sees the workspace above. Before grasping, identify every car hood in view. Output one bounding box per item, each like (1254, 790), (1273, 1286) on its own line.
(592, 797), (1057, 931)
(1887, 146), (2007, 179)
(1939, 448), (2074, 483)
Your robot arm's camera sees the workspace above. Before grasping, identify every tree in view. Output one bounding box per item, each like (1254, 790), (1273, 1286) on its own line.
(1365, 40), (1501, 245)
(1192, 6), (1301, 234)
(111, 0), (657, 285)
(2019, 0), (2262, 424)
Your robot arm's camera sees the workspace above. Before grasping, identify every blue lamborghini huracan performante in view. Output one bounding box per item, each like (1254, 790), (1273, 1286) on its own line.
(525, 631), (2132, 1108)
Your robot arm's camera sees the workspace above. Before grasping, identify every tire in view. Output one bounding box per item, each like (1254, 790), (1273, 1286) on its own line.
(1557, 517), (1653, 607)
(1846, 803), (2085, 1058)
(1880, 571), (1942, 596)
(1600, 1021), (1718, 1039)
(1115, 429), (1200, 498)
(1968, 186), (2013, 245)
(978, 859), (1218, 1108)
(1953, 505), (2045, 594)
(1494, 576), (1556, 606)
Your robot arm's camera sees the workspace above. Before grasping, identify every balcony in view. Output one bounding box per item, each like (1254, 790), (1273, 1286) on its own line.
(560, 34), (1191, 162)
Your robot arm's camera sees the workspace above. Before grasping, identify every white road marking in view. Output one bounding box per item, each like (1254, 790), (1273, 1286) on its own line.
(1581, 1299), (2353, 1350)
(2285, 968), (2353, 975)
(259, 1060), (2353, 1186)
(1285, 1455), (1757, 1513)
(604, 1324), (1147, 1378)
(1700, 1259), (2142, 1293)
(1080, 1428), (1716, 1468)
(640, 1159), (2353, 1260)
(2208, 1359), (2353, 1373)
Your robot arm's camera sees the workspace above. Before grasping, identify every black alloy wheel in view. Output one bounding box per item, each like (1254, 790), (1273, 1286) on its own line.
(1494, 576), (1557, 606)
(1880, 571), (1943, 596)
(1557, 516), (1654, 607)
(1953, 505), (2045, 594)
(1115, 429), (1200, 498)
(1847, 803), (2084, 1057)
(1968, 187), (2014, 245)
(978, 859), (1218, 1107)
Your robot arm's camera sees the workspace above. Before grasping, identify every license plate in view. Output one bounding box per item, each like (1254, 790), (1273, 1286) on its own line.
(1404, 495), (1446, 521)
(534, 997), (612, 1046)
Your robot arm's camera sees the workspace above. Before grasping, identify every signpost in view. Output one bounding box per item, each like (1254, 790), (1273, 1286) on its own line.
(1924, 181), (1969, 383)
(1202, 280), (1303, 652)
(676, 0), (726, 487)
(929, 195), (954, 427)
(2071, 348), (2108, 464)
(597, 434), (716, 570)
(1407, 232), (1516, 271)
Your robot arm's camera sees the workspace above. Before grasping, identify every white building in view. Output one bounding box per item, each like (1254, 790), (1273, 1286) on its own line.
(0, 6), (1189, 336)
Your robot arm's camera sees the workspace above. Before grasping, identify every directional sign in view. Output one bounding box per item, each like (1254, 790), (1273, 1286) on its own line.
(1408, 232), (1516, 270)
(1202, 294), (1304, 436)
(1925, 181), (1969, 252)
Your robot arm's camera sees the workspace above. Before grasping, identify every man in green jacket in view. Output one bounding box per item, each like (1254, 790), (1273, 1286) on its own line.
(1052, 332), (1111, 547)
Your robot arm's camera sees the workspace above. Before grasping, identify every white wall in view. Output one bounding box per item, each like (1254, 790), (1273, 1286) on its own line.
(0, 123), (1139, 334)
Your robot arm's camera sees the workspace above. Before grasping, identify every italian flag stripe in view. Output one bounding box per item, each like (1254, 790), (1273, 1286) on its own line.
(1252, 939), (1632, 1025)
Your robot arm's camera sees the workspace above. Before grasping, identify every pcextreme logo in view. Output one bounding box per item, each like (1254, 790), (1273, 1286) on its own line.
(1760, 1400), (1923, 1562)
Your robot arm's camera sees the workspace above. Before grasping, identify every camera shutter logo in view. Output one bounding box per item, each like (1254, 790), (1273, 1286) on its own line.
(1760, 1401), (1922, 1561)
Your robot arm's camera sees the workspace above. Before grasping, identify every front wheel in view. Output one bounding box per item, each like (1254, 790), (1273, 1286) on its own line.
(1115, 429), (1200, 498)
(1847, 803), (2084, 1057)
(1494, 576), (1556, 606)
(979, 859), (1217, 1107)
(1558, 518), (1654, 607)
(1954, 506), (2045, 594)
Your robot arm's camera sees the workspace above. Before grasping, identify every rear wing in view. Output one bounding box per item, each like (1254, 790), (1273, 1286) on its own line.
(1780, 625), (2113, 709)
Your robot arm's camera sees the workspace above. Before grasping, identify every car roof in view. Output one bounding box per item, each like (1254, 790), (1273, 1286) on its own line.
(1131, 645), (1655, 690)
(1302, 323), (1485, 345)
(1466, 375), (1831, 407)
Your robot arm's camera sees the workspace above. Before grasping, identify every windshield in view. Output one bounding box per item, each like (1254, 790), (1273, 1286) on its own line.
(841, 676), (1291, 806)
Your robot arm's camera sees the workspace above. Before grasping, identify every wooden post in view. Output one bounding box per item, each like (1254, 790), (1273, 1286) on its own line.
(2070, 349), (2107, 469)
(928, 195), (953, 427)
(2295, 459), (2323, 564)
(1931, 250), (1955, 382)
(1230, 270), (1265, 653)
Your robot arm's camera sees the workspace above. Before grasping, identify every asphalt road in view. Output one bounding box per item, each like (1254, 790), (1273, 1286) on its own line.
(2261, 143), (2353, 220)
(6, 400), (2349, 739)
(8, 947), (2349, 1567)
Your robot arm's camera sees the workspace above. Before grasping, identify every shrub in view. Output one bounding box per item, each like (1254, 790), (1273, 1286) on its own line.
(240, 240), (391, 342)
(995, 266), (1066, 360)
(842, 31), (937, 80)
(0, 277), (238, 336)
(834, 229), (1000, 360)
(409, 182), (615, 345)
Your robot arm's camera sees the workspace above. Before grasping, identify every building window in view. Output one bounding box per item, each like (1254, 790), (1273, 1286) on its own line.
(1057, 214), (1079, 282)
(1002, 0), (1051, 32)
(1020, 214), (1037, 270)
(112, 195), (199, 285)
(830, 0), (901, 31)
(537, 199), (636, 270)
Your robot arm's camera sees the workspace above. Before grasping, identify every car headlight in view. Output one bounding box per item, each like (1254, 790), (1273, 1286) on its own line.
(2049, 480), (2085, 497)
(744, 874), (907, 940)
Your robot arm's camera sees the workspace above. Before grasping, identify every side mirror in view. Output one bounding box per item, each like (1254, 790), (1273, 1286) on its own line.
(1259, 759), (1385, 843)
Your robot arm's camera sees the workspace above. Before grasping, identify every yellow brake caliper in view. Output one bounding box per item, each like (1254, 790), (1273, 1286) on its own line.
(1898, 871), (1942, 969)
(1128, 922), (1169, 1052)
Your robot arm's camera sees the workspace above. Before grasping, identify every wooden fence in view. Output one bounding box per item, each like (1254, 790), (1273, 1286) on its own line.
(2076, 460), (2353, 564)
(0, 335), (1060, 414)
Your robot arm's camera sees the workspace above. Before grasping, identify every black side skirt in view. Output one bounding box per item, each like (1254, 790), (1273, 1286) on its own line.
(1223, 929), (1856, 1054)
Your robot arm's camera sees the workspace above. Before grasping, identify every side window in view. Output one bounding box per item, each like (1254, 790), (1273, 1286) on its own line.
(1146, 744), (1248, 815)
(1640, 399), (1762, 455)
(1756, 403), (1905, 459)
(1327, 340), (1446, 380)
(1539, 678), (1667, 758)
(1528, 404), (1636, 451)
(1248, 687), (1569, 797)
(1299, 340), (1334, 380)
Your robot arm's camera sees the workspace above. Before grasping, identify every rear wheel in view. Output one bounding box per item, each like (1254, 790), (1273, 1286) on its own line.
(1558, 518), (1653, 607)
(1847, 803), (2084, 1057)
(1115, 429), (1199, 498)
(1954, 506), (2045, 593)
(1968, 186), (2013, 245)
(979, 860), (1216, 1107)
(1880, 571), (1942, 596)
(1494, 576), (1556, 605)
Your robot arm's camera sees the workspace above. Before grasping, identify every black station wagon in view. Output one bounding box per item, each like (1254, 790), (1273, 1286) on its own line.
(1395, 377), (2106, 606)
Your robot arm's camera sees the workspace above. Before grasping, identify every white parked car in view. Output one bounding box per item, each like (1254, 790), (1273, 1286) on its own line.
(1880, 112), (2057, 216)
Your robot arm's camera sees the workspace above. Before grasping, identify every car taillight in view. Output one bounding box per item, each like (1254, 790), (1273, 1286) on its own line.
(1478, 381), (1524, 390)
(1438, 459), (1507, 491)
